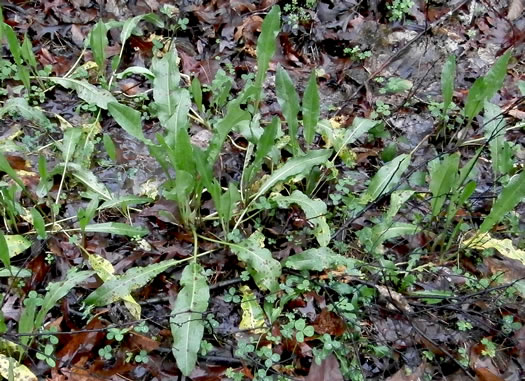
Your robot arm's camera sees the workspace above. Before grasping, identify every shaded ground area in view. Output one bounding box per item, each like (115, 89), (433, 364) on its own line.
(0, 0), (524, 380)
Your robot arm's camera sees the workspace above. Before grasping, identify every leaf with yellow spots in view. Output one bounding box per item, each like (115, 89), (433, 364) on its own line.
(239, 286), (266, 334)
(88, 254), (141, 319)
(0, 354), (36, 381)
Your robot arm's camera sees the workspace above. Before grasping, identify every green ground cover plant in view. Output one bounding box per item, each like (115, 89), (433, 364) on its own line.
(0, 2), (523, 380)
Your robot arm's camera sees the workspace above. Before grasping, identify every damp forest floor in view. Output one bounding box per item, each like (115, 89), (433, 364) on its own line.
(0, 0), (525, 380)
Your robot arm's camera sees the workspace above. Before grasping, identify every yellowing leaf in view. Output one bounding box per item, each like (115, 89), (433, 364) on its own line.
(0, 354), (37, 381)
(239, 286), (266, 334)
(463, 234), (525, 266)
(4, 235), (31, 257)
(88, 254), (141, 319)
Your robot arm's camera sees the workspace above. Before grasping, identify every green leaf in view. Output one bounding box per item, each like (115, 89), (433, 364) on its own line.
(3, 23), (22, 65)
(245, 117), (279, 183)
(0, 98), (52, 129)
(35, 269), (94, 328)
(360, 154), (411, 204)
(484, 102), (513, 176)
(284, 247), (352, 271)
(84, 259), (178, 306)
(428, 153), (459, 219)
(479, 170), (525, 234)
(303, 72), (320, 146)
(385, 190), (415, 222)
(219, 183), (240, 229)
(108, 102), (150, 144)
(519, 80), (525, 96)
(78, 197), (99, 231)
(103, 134), (117, 161)
(21, 35), (37, 69)
(273, 190), (330, 246)
(0, 232), (10, 271)
(206, 100), (250, 165)
(90, 20), (108, 73)
(165, 89), (191, 146)
(191, 77), (203, 112)
(0, 266), (31, 277)
(45, 77), (117, 109)
(254, 6), (281, 105)
(229, 231), (281, 292)
(151, 47), (182, 125)
(3, 235), (31, 257)
(100, 195), (152, 210)
(120, 14), (163, 49)
(0, 154), (25, 189)
(60, 127), (82, 163)
(116, 66), (155, 80)
(88, 253), (141, 319)
(65, 163), (112, 200)
(84, 222), (148, 237)
(171, 263), (209, 376)
(464, 51), (511, 122)
(441, 55), (456, 115)
(253, 149), (332, 203)
(276, 65), (300, 155)
(334, 117), (377, 159)
(30, 208), (47, 239)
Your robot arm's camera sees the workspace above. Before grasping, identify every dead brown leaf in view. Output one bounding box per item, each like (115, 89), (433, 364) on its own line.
(386, 362), (427, 381)
(313, 308), (347, 337)
(305, 354), (343, 381)
(507, 0), (524, 20)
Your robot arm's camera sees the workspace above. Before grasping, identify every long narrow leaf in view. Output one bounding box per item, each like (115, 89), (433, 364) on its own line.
(171, 263), (209, 376)
(303, 72), (320, 146)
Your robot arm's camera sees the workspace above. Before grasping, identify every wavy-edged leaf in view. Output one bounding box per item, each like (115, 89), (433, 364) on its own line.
(441, 55), (456, 115)
(84, 222), (148, 237)
(254, 5), (281, 104)
(229, 231), (281, 292)
(284, 247), (355, 272)
(171, 263), (209, 376)
(0, 98), (52, 129)
(303, 72), (320, 146)
(85, 259), (178, 306)
(273, 190), (330, 246)
(88, 254), (141, 319)
(360, 154), (411, 204)
(35, 269), (93, 328)
(45, 77), (116, 109)
(108, 102), (150, 144)
(120, 13), (163, 49)
(151, 48), (181, 125)
(480, 170), (525, 234)
(276, 65), (300, 154)
(254, 149), (332, 202)
(0, 266), (31, 277)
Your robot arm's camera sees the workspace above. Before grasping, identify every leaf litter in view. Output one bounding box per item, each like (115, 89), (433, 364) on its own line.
(0, 0), (524, 380)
